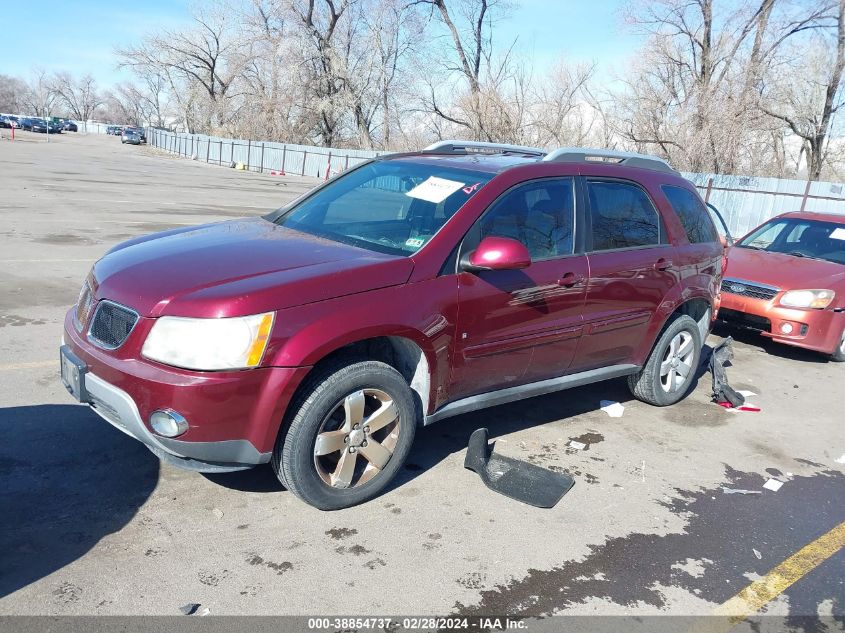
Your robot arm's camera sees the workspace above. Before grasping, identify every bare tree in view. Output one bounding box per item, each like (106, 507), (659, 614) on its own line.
(762, 0), (845, 179)
(0, 75), (29, 113)
(117, 3), (246, 131)
(615, 0), (835, 175)
(52, 72), (103, 129)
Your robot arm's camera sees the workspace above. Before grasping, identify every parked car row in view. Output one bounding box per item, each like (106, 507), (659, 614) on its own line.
(0, 114), (78, 132)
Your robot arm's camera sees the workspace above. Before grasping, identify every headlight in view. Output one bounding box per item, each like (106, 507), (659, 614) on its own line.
(142, 312), (274, 370)
(779, 289), (835, 309)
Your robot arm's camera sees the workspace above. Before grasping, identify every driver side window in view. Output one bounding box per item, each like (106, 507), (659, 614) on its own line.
(475, 178), (575, 260)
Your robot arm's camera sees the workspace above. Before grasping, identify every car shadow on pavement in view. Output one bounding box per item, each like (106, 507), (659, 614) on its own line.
(391, 377), (637, 491)
(0, 404), (159, 599)
(205, 378), (638, 495)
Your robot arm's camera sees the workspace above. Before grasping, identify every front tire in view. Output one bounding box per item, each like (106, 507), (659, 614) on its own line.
(272, 359), (417, 510)
(628, 314), (702, 406)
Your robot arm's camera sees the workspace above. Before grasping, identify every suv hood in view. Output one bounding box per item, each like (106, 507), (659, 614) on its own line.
(726, 246), (845, 290)
(93, 217), (414, 317)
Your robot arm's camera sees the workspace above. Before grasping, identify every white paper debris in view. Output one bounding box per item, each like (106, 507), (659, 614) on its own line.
(763, 478), (783, 492)
(753, 549), (762, 560)
(830, 227), (845, 240)
(722, 487), (761, 495)
(568, 440), (587, 450)
(835, 454), (845, 464)
(406, 176), (465, 203)
(737, 390), (757, 398)
(212, 508), (224, 519)
(600, 400), (625, 418)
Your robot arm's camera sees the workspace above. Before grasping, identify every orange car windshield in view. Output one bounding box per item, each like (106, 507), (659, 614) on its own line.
(738, 218), (845, 266)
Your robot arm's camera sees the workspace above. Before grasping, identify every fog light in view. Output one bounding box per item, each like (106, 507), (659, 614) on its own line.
(150, 409), (188, 437)
(780, 322), (794, 335)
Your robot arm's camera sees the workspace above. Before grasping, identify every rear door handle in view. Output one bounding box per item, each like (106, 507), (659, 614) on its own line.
(654, 258), (673, 271)
(558, 272), (584, 287)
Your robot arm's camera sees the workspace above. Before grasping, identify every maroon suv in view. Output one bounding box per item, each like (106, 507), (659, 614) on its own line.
(61, 141), (723, 509)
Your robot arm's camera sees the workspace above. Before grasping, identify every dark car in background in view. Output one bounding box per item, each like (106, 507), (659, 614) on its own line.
(126, 126), (146, 142)
(20, 118), (36, 131)
(31, 120), (48, 133)
(0, 116), (11, 128)
(121, 129), (142, 145)
(63, 121), (78, 132)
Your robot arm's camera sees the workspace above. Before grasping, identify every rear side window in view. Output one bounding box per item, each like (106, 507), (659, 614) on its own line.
(662, 186), (719, 244)
(587, 180), (660, 250)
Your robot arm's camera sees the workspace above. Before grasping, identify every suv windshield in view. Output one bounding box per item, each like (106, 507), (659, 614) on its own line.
(738, 217), (845, 265)
(275, 159), (492, 255)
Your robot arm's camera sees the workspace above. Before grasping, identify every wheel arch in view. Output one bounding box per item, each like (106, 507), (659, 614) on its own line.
(634, 288), (714, 366)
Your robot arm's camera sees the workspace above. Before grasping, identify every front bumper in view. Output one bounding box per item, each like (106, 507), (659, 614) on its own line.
(62, 309), (310, 472)
(718, 292), (844, 355)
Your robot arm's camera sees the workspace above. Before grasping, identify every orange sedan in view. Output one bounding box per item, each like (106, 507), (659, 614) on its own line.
(718, 211), (845, 361)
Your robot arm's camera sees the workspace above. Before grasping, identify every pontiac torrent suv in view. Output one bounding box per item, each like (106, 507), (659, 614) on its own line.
(61, 141), (723, 509)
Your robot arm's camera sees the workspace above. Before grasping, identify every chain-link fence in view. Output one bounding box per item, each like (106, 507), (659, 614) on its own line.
(148, 128), (381, 180)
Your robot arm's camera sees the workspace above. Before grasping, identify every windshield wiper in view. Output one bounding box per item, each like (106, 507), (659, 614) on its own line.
(739, 244), (765, 251)
(788, 251), (822, 260)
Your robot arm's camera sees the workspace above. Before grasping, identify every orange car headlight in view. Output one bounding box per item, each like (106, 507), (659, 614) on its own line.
(779, 289), (835, 310)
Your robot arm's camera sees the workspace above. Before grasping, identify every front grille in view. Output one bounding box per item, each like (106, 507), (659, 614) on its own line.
(75, 282), (94, 331)
(720, 279), (779, 301)
(88, 301), (138, 349)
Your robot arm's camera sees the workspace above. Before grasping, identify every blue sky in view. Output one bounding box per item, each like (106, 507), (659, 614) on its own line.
(0, 0), (641, 88)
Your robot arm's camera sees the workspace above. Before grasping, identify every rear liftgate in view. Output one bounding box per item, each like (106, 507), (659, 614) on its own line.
(464, 428), (575, 508)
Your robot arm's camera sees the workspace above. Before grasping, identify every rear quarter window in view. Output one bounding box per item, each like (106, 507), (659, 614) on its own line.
(662, 185), (719, 244)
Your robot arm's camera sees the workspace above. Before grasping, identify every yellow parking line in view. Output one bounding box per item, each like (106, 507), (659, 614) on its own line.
(0, 360), (56, 371)
(690, 521), (845, 633)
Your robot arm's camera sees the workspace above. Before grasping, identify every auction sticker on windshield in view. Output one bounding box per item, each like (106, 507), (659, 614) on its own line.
(830, 227), (845, 240)
(406, 176), (465, 203)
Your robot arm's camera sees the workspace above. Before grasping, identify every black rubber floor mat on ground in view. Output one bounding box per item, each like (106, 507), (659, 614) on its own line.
(706, 336), (745, 407)
(464, 428), (575, 508)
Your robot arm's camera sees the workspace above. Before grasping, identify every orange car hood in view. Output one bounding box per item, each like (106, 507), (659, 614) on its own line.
(725, 246), (845, 290)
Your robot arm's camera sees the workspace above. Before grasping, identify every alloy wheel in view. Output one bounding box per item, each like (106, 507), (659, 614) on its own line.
(313, 389), (401, 489)
(660, 331), (695, 393)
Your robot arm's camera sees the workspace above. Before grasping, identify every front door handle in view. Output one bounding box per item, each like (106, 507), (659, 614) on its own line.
(558, 272), (584, 287)
(654, 258), (674, 271)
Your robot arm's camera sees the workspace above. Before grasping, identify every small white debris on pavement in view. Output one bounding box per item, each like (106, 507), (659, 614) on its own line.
(763, 478), (784, 492)
(600, 400), (625, 417)
(568, 440), (587, 450)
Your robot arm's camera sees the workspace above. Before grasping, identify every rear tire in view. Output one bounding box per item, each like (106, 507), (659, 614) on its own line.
(831, 327), (845, 362)
(272, 359), (416, 510)
(628, 314), (702, 406)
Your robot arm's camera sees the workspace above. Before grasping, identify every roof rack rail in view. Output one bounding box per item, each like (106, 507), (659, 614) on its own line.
(423, 140), (547, 157)
(542, 147), (675, 173)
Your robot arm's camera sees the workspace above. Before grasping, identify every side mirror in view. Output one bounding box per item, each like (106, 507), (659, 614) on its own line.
(461, 236), (532, 272)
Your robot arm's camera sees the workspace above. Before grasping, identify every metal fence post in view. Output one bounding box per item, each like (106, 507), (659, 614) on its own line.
(301, 150), (307, 176)
(800, 180), (812, 212)
(247, 139), (252, 170)
(325, 151), (332, 180)
(230, 141), (234, 165)
(282, 145), (287, 173)
(704, 177), (714, 203)
(219, 139), (223, 165)
(260, 142), (265, 173)
(191, 135), (195, 158)
(205, 138), (210, 163)
(344, 154), (349, 171)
